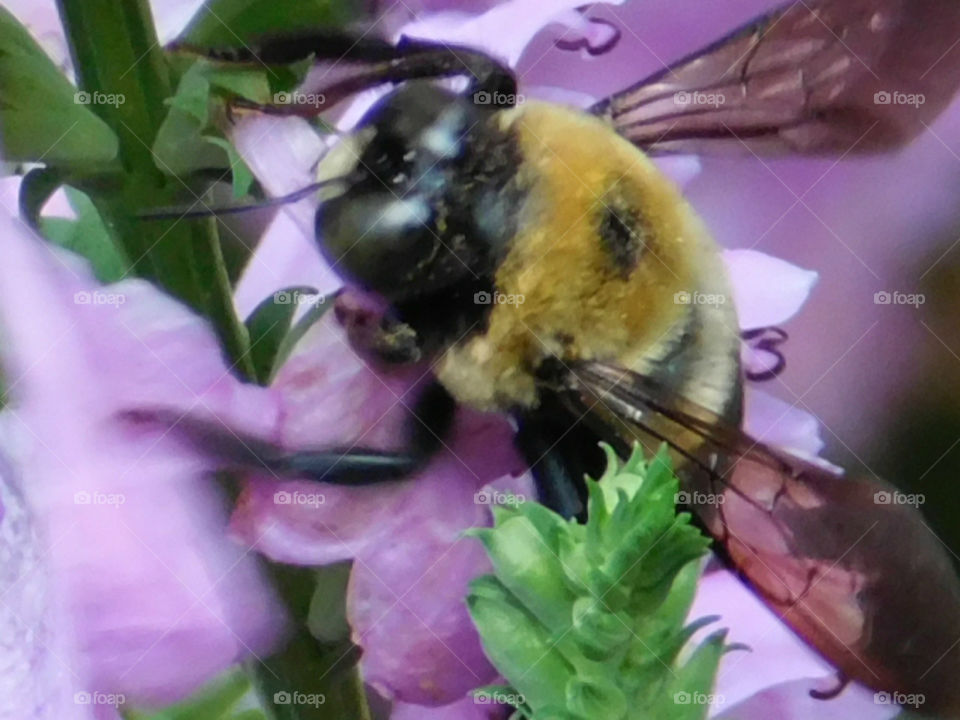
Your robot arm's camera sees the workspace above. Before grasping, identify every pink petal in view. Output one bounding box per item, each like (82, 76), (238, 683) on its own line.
(0, 214), (285, 707)
(723, 250), (818, 330)
(147, 0), (207, 43)
(742, 388), (843, 471)
(742, 387), (824, 459)
(228, 294), (532, 703)
(348, 469), (532, 706)
(689, 570), (832, 711)
(228, 116), (341, 318)
(652, 155), (703, 188)
(231, 311), (526, 562)
(350, 535), (497, 706)
(392, 694), (506, 720)
(713, 677), (898, 720)
(1, 0), (71, 69)
(0, 450), (93, 720)
(397, 0), (626, 67)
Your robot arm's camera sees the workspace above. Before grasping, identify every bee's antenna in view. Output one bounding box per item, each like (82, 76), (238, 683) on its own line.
(137, 177), (346, 221)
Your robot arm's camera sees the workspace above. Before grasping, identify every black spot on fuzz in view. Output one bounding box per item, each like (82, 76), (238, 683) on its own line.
(598, 204), (646, 278)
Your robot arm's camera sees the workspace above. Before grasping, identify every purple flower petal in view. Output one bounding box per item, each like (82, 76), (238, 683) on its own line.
(742, 387), (824, 459)
(397, 0), (626, 66)
(228, 117), (341, 317)
(723, 249), (819, 330)
(391, 694), (506, 719)
(230, 303), (527, 564)
(348, 470), (532, 707)
(0, 449), (92, 720)
(652, 155), (703, 189)
(0, 213), (286, 707)
(227, 294), (532, 704)
(713, 677), (897, 720)
(350, 535), (496, 706)
(688, 570), (832, 711)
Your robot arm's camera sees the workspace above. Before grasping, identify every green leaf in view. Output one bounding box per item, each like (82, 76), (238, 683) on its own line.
(0, 6), (119, 166)
(467, 575), (574, 712)
(470, 515), (577, 634)
(205, 136), (256, 198)
(152, 60), (272, 179)
(468, 444), (728, 720)
(253, 563), (372, 720)
(124, 667), (264, 720)
(206, 66), (272, 102)
(306, 562), (352, 643)
(153, 64), (227, 176)
(179, 0), (364, 48)
(244, 287), (329, 384)
(38, 187), (131, 283)
(268, 294), (337, 380)
(649, 630), (729, 720)
(18, 167), (65, 230)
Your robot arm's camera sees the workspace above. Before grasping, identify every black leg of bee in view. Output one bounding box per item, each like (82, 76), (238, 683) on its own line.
(122, 382), (455, 485)
(271, 381), (456, 482)
(514, 395), (607, 521)
(181, 30), (516, 114)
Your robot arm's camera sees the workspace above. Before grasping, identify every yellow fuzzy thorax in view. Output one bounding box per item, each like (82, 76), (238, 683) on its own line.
(436, 102), (730, 412)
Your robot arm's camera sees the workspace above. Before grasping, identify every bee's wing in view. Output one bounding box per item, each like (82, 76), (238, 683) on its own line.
(561, 360), (960, 713)
(591, 0), (960, 155)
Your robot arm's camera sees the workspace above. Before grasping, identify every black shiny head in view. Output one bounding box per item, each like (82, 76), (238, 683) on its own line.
(315, 81), (522, 302)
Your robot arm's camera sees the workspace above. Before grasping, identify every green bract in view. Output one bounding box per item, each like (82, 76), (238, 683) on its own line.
(467, 444), (732, 720)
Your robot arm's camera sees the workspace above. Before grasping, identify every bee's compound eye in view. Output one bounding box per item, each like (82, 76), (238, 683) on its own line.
(316, 191), (435, 298)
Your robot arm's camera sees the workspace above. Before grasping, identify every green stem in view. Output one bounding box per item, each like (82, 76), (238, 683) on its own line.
(55, 0), (255, 380)
(253, 564), (373, 720)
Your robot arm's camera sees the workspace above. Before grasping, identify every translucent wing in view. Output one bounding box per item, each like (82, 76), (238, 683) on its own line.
(591, 0), (960, 155)
(560, 360), (960, 714)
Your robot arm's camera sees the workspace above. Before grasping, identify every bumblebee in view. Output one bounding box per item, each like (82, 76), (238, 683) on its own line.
(149, 0), (960, 715)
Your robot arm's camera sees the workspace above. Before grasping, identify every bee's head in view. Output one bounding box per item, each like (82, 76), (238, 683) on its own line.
(315, 81), (520, 302)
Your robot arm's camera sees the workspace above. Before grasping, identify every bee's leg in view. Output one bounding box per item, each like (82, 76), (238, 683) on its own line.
(514, 395), (607, 521)
(336, 297), (424, 366)
(270, 381), (456, 482)
(122, 382), (455, 485)
(178, 30), (516, 116)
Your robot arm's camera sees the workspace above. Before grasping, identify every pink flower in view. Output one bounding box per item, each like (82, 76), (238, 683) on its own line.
(0, 212), (287, 714)
(229, 294), (533, 705)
